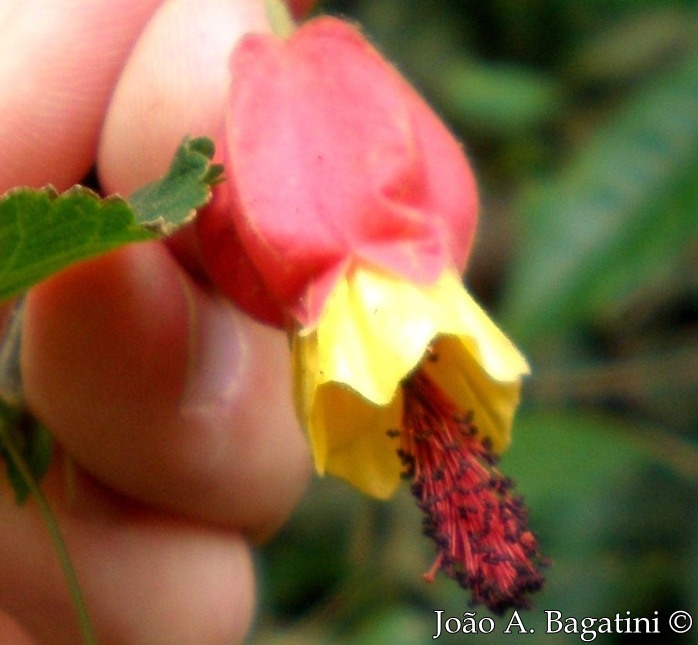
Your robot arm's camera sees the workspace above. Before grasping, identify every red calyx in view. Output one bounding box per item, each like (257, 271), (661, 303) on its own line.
(196, 17), (478, 327)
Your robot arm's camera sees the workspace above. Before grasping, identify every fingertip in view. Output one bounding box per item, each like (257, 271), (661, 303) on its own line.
(99, 0), (270, 195)
(0, 0), (163, 191)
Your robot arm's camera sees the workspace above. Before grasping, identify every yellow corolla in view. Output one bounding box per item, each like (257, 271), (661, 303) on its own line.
(293, 264), (530, 497)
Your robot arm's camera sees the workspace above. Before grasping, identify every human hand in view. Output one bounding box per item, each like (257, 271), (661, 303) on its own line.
(0, 1), (311, 642)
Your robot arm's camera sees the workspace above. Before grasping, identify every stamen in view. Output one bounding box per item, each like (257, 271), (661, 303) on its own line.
(422, 551), (443, 583)
(396, 369), (546, 614)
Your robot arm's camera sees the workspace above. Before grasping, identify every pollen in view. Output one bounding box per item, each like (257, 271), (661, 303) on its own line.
(396, 369), (546, 614)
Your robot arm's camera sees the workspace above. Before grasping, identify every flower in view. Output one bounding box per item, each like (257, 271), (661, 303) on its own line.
(197, 15), (546, 612)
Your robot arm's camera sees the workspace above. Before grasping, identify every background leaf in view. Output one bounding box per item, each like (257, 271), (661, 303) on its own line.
(499, 50), (698, 348)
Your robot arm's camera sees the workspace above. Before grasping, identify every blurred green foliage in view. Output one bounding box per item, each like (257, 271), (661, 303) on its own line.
(254, 1), (698, 643)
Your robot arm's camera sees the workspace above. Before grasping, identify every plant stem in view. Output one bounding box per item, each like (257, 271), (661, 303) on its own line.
(0, 297), (25, 407)
(0, 420), (97, 644)
(0, 301), (96, 643)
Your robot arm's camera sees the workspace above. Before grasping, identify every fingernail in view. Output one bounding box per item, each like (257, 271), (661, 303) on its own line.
(179, 277), (247, 415)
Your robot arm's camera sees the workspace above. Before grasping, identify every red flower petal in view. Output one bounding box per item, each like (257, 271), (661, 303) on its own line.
(198, 17), (478, 326)
(197, 183), (288, 326)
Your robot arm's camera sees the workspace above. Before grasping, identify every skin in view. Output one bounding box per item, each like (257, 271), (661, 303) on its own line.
(0, 0), (311, 642)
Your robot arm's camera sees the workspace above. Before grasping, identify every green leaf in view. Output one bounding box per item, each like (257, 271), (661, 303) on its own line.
(0, 136), (221, 305)
(438, 60), (561, 134)
(568, 7), (698, 83)
(499, 50), (698, 347)
(344, 607), (433, 645)
(129, 135), (224, 233)
(502, 409), (652, 508)
(0, 186), (155, 304)
(0, 299), (53, 504)
(0, 402), (52, 505)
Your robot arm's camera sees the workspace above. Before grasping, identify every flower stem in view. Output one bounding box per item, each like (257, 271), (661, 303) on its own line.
(265, 0), (297, 38)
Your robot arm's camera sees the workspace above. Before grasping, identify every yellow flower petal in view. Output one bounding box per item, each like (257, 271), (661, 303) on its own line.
(292, 264), (530, 497)
(420, 335), (525, 454)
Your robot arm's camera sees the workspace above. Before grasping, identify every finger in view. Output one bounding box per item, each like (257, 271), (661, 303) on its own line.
(99, 0), (269, 195)
(21, 241), (311, 539)
(0, 451), (254, 644)
(0, 0), (163, 192)
(0, 610), (33, 644)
